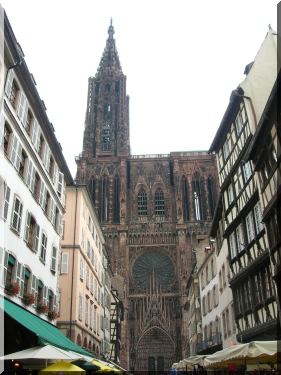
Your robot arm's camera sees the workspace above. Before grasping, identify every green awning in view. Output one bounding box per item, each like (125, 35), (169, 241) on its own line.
(2, 297), (91, 357)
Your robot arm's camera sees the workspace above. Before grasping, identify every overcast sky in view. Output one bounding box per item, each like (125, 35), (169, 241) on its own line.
(1, 0), (278, 178)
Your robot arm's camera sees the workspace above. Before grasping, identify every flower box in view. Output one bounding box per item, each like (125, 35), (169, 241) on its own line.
(5, 281), (20, 296)
(36, 302), (48, 314)
(22, 293), (35, 305)
(47, 309), (58, 321)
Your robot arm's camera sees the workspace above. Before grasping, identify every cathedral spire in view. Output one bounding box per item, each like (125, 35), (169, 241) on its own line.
(96, 19), (122, 76)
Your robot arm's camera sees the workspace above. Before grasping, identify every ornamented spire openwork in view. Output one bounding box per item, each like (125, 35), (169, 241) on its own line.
(96, 19), (122, 76)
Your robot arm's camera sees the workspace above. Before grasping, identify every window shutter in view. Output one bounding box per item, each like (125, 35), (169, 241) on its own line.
(43, 286), (48, 306)
(0, 247), (6, 287)
(26, 160), (35, 192)
(44, 145), (51, 171)
(16, 262), (23, 296)
(17, 92), (28, 125)
(3, 184), (11, 220)
(57, 172), (64, 200)
(10, 135), (21, 170)
(39, 182), (46, 208)
(5, 70), (15, 97)
(31, 274), (38, 302)
(34, 224), (40, 253)
(24, 211), (31, 242)
(61, 252), (68, 273)
(52, 163), (58, 186)
(51, 247), (57, 272)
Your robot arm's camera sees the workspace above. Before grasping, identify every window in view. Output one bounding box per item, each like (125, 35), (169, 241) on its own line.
(23, 268), (31, 295)
(223, 140), (230, 161)
(4, 122), (12, 156)
(235, 111), (243, 135)
(227, 184), (234, 205)
(194, 192), (201, 220)
(78, 294), (83, 321)
(243, 161), (252, 182)
(33, 172), (41, 202)
(137, 189), (147, 216)
(211, 258), (215, 278)
(182, 177), (190, 221)
(155, 188), (165, 216)
(50, 247), (57, 272)
(48, 290), (54, 310)
(19, 148), (28, 179)
(80, 258), (84, 280)
(60, 253), (68, 274)
(38, 134), (45, 160)
(85, 299), (89, 325)
(25, 109), (33, 135)
(5, 254), (16, 288)
(11, 196), (23, 233)
(10, 135), (22, 171)
(229, 231), (237, 259)
(235, 224), (245, 253)
(49, 156), (55, 179)
(9, 79), (20, 108)
(246, 211), (255, 242)
(2, 182), (11, 220)
(40, 232), (48, 262)
(24, 212), (40, 252)
(254, 201), (264, 234)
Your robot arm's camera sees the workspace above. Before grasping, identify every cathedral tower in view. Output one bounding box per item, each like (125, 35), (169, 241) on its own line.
(76, 22), (218, 373)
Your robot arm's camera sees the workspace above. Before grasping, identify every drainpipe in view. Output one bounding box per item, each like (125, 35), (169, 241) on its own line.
(69, 185), (78, 339)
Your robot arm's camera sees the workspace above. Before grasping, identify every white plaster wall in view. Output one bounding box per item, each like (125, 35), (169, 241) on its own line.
(1, 140), (60, 314)
(241, 29), (278, 128)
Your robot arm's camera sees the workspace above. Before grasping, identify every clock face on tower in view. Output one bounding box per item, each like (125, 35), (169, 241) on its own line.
(132, 251), (175, 291)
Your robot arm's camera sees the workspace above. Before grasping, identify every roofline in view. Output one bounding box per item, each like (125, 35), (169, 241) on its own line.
(4, 11), (74, 185)
(208, 87), (244, 153)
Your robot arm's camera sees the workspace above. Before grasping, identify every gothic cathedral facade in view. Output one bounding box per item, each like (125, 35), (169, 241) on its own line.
(76, 22), (218, 373)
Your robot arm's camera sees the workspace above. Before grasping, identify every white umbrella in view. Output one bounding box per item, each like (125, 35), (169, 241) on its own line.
(204, 341), (278, 368)
(1, 344), (84, 362)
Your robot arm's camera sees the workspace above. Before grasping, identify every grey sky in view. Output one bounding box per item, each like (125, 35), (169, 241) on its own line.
(1, 0), (277, 177)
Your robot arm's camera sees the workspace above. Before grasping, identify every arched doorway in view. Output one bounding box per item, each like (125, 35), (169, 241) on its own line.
(135, 327), (175, 374)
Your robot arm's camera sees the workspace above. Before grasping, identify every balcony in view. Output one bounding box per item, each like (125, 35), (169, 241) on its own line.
(196, 333), (222, 354)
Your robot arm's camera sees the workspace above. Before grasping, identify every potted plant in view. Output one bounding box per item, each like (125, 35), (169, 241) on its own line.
(22, 292), (35, 306)
(36, 302), (48, 314)
(47, 309), (58, 321)
(5, 281), (20, 296)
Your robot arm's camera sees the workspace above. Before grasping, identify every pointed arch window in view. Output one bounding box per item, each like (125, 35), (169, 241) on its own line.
(113, 175), (120, 223)
(99, 176), (109, 222)
(182, 177), (190, 221)
(137, 189), (147, 216)
(207, 176), (216, 217)
(155, 188), (165, 216)
(192, 173), (205, 221)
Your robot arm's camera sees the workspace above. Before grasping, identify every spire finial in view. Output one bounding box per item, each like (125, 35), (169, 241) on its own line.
(108, 18), (114, 39)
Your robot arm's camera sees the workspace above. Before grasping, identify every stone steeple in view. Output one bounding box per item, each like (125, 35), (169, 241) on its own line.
(96, 19), (122, 77)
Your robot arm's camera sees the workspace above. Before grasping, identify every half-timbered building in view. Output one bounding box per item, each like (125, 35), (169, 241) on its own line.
(244, 70), (281, 326)
(209, 27), (279, 342)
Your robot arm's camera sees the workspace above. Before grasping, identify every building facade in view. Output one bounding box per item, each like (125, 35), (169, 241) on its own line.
(244, 70), (281, 327)
(1, 10), (73, 354)
(75, 22), (218, 371)
(197, 247), (222, 354)
(209, 28), (279, 343)
(57, 185), (109, 357)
